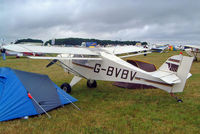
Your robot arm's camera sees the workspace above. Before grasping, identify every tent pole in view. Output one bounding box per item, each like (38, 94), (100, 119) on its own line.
(57, 90), (80, 111)
(31, 96), (51, 118)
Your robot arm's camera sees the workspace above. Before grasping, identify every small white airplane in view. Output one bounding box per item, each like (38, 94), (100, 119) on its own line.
(3, 44), (193, 102)
(184, 45), (200, 61)
(150, 44), (169, 53)
(0, 43), (44, 58)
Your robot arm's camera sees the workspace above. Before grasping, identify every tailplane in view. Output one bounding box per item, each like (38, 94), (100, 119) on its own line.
(157, 54), (193, 93)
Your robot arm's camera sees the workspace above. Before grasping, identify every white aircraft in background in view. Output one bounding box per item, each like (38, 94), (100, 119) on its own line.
(151, 45), (168, 53)
(184, 45), (200, 61)
(3, 44), (193, 102)
(0, 43), (43, 58)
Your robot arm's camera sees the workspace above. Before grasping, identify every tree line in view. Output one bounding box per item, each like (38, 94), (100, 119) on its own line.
(15, 38), (147, 46)
(15, 38), (43, 44)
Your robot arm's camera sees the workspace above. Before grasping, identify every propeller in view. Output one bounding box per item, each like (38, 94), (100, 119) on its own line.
(46, 59), (58, 68)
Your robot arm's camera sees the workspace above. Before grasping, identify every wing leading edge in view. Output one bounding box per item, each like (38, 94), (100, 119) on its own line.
(28, 56), (102, 60)
(3, 44), (98, 55)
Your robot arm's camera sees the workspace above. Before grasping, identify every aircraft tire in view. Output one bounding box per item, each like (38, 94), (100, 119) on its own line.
(87, 80), (97, 88)
(60, 83), (71, 93)
(177, 99), (183, 103)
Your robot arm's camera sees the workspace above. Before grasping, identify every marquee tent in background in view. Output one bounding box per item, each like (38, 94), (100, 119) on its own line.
(0, 67), (77, 121)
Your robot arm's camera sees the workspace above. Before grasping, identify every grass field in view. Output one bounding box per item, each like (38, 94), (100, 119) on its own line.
(0, 51), (199, 134)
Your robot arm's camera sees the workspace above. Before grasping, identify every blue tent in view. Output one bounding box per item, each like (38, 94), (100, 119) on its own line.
(0, 67), (77, 121)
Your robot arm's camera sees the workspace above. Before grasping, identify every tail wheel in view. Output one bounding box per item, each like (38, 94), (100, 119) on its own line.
(177, 99), (183, 103)
(87, 80), (97, 88)
(60, 83), (71, 93)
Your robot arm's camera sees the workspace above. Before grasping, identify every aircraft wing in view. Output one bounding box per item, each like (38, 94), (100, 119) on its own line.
(184, 45), (200, 49)
(3, 44), (149, 57)
(3, 44), (98, 55)
(28, 56), (102, 60)
(101, 46), (148, 55)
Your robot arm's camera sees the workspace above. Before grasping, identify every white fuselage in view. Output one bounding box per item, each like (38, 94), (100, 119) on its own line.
(58, 52), (173, 93)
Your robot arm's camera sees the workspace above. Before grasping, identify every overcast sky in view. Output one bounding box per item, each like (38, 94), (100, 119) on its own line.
(0, 0), (200, 45)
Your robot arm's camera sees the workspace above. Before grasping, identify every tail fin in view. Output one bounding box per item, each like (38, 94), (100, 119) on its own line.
(158, 54), (193, 93)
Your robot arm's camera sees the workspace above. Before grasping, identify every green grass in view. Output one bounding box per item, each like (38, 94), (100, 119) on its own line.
(0, 51), (200, 134)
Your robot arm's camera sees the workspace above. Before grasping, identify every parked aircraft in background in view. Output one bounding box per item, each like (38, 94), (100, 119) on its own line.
(5, 50), (43, 57)
(0, 43), (43, 59)
(184, 45), (200, 61)
(150, 44), (168, 53)
(3, 44), (193, 102)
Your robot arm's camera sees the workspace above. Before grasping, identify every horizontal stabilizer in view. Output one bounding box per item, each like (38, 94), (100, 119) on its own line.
(151, 71), (181, 84)
(159, 73), (181, 84)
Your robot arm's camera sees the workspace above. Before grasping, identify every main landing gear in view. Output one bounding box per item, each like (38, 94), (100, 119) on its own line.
(170, 93), (183, 103)
(60, 76), (97, 93)
(60, 83), (71, 93)
(60, 76), (82, 94)
(87, 80), (97, 88)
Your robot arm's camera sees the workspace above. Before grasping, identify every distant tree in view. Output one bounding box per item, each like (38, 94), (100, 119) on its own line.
(141, 42), (148, 46)
(15, 38), (43, 44)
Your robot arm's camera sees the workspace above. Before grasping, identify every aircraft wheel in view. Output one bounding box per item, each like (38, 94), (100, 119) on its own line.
(144, 50), (147, 56)
(87, 80), (97, 88)
(177, 99), (183, 103)
(60, 83), (71, 93)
